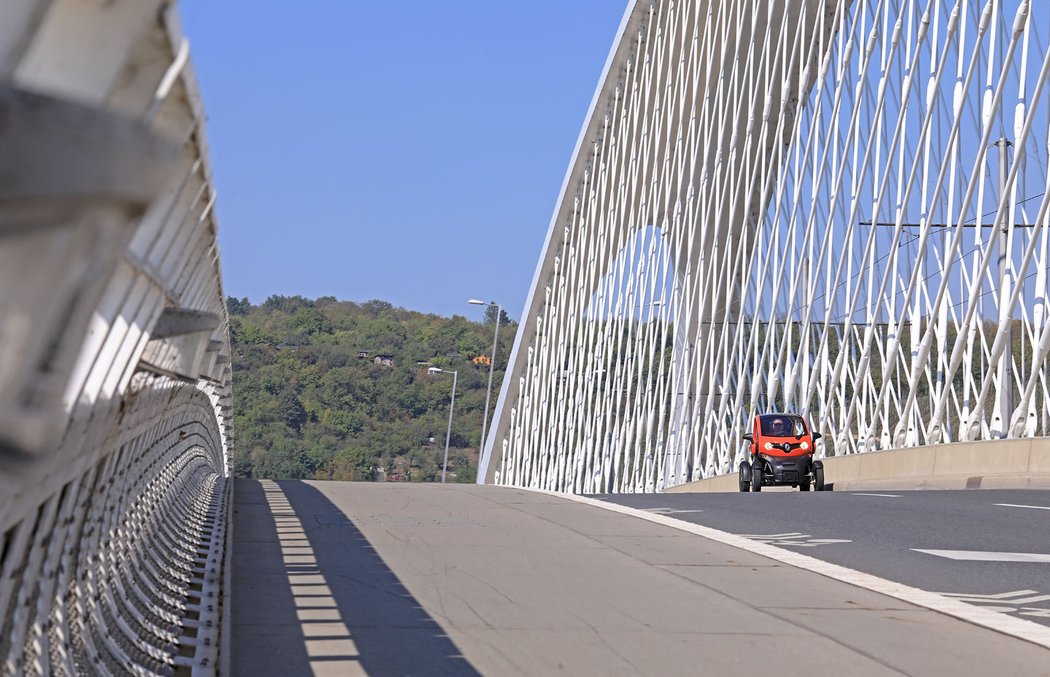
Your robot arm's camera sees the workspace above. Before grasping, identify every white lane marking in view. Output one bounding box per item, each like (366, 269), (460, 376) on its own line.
(995, 503), (1050, 511)
(644, 507), (704, 515)
(806, 539), (854, 545)
(853, 493), (902, 498)
(738, 532), (853, 547)
(914, 549), (1050, 563)
(935, 590), (1050, 618)
(535, 489), (1050, 650)
(938, 590), (1050, 605)
(938, 590), (1040, 601)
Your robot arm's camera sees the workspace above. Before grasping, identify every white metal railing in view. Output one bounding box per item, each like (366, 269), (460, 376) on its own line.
(1, 1), (232, 673)
(481, 0), (1050, 493)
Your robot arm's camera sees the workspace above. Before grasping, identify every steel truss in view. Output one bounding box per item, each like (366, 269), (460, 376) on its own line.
(481, 0), (1050, 493)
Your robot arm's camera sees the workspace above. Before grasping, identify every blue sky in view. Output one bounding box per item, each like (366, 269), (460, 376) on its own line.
(180, 1), (627, 320)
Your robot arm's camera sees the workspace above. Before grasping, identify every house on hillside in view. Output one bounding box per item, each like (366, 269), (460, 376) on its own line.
(356, 350), (369, 359)
(373, 354), (393, 367)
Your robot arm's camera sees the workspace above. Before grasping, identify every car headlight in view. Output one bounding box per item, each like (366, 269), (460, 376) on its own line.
(800, 441), (810, 451)
(764, 442), (773, 451)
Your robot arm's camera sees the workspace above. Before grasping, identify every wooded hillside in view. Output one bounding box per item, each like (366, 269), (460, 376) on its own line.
(229, 295), (513, 482)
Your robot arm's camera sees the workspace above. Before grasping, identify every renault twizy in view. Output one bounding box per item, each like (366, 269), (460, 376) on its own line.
(739, 413), (824, 492)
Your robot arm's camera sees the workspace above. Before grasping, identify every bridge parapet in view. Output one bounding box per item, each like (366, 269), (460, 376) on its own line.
(1, 1), (231, 672)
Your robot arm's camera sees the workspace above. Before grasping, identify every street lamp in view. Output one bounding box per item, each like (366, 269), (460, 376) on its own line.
(429, 367), (458, 483)
(468, 299), (501, 464)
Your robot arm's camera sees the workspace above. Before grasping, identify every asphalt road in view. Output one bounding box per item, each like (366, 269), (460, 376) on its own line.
(234, 481), (1050, 675)
(599, 489), (1050, 626)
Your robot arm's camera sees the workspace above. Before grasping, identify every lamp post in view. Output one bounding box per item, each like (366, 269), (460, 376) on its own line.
(468, 299), (500, 463)
(428, 366), (458, 483)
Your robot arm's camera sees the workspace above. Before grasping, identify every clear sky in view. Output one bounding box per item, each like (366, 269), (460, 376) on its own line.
(180, 1), (628, 320)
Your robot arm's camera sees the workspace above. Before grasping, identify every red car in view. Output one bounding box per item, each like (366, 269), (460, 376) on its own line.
(739, 413), (824, 492)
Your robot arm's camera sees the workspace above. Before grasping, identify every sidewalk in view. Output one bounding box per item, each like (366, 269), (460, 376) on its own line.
(232, 480), (1050, 676)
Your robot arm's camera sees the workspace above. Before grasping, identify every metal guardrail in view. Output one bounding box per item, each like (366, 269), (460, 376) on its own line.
(1, 2), (232, 673)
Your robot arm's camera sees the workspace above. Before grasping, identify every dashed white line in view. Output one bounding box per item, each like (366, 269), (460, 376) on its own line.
(852, 493), (902, 498)
(995, 503), (1050, 511)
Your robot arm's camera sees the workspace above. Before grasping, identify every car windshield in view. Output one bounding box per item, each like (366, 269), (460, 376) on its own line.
(759, 414), (806, 437)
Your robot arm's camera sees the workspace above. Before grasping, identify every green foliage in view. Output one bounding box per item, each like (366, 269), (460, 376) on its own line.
(227, 297), (252, 316)
(228, 295), (516, 482)
(484, 304), (513, 326)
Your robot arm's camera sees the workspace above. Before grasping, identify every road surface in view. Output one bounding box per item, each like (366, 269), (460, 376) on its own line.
(600, 489), (1050, 627)
(231, 480), (1050, 675)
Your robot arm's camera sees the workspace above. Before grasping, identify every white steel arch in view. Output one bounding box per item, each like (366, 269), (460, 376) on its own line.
(480, 0), (1050, 493)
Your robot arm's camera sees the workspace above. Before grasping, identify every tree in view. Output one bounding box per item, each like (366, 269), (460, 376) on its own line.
(276, 389), (308, 432)
(263, 295), (314, 313)
(291, 307), (333, 336)
(227, 295), (517, 481)
(363, 299), (393, 317)
(335, 446), (376, 481)
(227, 296), (252, 315)
(484, 304), (512, 326)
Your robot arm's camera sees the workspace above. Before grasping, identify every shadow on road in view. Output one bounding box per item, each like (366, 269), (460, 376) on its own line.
(232, 479), (479, 676)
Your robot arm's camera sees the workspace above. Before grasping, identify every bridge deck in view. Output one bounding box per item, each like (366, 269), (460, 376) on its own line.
(232, 480), (1050, 675)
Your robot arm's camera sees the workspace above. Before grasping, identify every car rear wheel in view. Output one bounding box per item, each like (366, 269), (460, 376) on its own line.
(751, 461), (763, 492)
(814, 464), (825, 492)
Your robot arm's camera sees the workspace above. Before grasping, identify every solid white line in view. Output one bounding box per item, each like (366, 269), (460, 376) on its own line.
(528, 489), (1050, 651)
(853, 493), (902, 498)
(995, 503), (1050, 511)
(914, 549), (1050, 563)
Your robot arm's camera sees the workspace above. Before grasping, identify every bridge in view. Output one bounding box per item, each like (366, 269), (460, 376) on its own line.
(2, 0), (1050, 674)
(479, 0), (1050, 494)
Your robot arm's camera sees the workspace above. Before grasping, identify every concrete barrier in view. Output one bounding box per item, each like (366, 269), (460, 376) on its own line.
(666, 438), (1050, 493)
